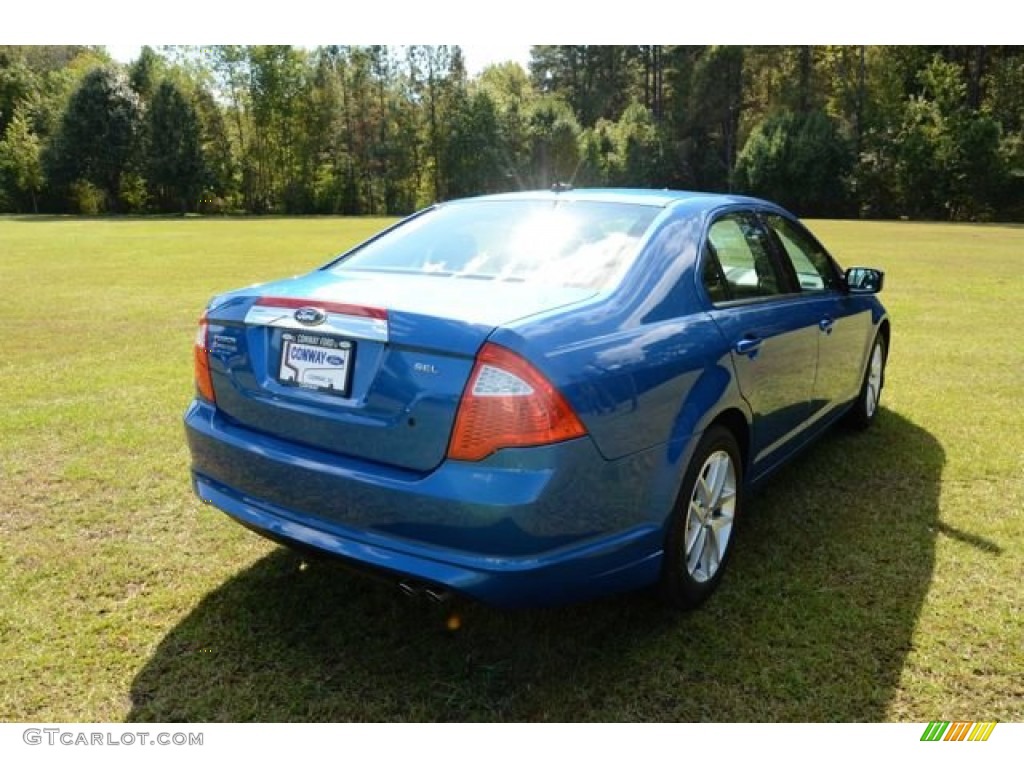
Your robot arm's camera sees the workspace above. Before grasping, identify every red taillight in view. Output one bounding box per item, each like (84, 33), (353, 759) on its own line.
(447, 342), (587, 462)
(194, 313), (216, 403)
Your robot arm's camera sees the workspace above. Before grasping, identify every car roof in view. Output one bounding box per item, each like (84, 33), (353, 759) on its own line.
(443, 188), (774, 212)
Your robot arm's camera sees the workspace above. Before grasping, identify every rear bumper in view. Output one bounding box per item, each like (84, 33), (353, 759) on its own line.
(184, 400), (664, 608)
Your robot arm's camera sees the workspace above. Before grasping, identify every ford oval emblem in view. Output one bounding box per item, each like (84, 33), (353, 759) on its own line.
(294, 306), (326, 326)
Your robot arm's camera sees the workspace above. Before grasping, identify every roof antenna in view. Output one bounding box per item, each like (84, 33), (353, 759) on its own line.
(551, 182), (573, 193)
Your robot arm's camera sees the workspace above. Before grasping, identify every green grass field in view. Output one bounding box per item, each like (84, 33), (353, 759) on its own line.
(1, 215), (1021, 722)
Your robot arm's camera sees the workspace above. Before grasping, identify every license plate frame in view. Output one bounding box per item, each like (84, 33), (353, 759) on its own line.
(277, 331), (354, 397)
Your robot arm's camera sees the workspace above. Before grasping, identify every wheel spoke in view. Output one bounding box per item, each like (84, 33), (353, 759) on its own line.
(685, 507), (703, 554)
(717, 485), (736, 506)
(687, 526), (708, 576)
(707, 455), (728, 508)
(696, 474), (712, 508)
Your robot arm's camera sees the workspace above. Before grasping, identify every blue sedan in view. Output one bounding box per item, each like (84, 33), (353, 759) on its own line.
(184, 189), (888, 609)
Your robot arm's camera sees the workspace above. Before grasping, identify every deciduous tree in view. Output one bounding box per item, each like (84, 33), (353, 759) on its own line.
(0, 109), (43, 211)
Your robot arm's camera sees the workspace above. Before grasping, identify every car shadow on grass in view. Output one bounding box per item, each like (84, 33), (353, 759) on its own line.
(128, 408), (943, 722)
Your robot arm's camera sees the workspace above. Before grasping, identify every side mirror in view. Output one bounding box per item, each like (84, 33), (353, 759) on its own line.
(845, 267), (884, 294)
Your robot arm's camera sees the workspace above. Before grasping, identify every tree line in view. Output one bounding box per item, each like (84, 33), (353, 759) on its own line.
(1, 45), (1021, 220)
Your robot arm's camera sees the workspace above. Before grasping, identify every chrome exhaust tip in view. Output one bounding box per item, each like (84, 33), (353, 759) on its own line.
(398, 580), (421, 598)
(424, 587), (452, 604)
(398, 580), (452, 604)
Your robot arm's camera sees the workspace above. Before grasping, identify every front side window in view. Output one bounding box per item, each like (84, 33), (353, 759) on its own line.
(763, 213), (837, 291)
(330, 200), (660, 291)
(702, 213), (786, 302)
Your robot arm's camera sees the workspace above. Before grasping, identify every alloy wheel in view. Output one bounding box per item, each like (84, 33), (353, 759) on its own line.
(683, 449), (737, 583)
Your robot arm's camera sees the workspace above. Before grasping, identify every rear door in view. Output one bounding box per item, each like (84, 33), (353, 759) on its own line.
(700, 211), (821, 467)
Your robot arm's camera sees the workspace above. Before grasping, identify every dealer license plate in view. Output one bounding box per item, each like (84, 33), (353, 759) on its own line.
(278, 332), (353, 396)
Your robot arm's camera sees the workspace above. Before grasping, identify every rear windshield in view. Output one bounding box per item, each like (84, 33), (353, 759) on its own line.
(329, 199), (660, 290)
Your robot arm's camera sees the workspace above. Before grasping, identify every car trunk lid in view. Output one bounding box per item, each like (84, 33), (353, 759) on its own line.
(203, 270), (594, 472)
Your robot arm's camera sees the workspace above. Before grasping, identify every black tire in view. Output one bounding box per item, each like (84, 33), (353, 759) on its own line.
(847, 333), (887, 430)
(660, 425), (744, 610)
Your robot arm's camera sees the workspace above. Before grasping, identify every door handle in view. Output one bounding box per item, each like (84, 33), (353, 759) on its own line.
(819, 316), (835, 334)
(734, 336), (762, 357)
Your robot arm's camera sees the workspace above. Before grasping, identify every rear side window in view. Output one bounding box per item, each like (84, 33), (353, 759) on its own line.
(330, 200), (660, 291)
(703, 213), (786, 302)
(763, 213), (838, 291)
